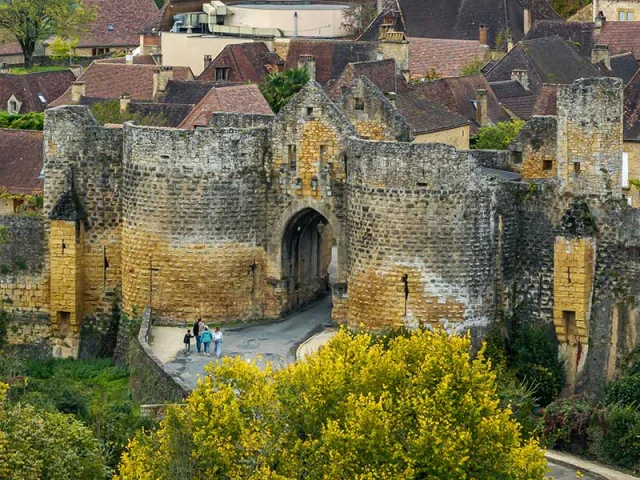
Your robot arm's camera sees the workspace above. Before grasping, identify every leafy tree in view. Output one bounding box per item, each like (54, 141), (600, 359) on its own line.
(89, 100), (169, 127)
(48, 36), (78, 64)
(471, 120), (525, 150)
(0, 110), (43, 130)
(341, 0), (377, 37)
(550, 0), (590, 18)
(117, 330), (547, 479)
(460, 56), (487, 76)
(259, 68), (310, 113)
(0, 382), (108, 479)
(0, 0), (95, 68)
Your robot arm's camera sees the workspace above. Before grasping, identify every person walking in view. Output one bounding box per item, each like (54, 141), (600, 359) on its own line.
(193, 318), (202, 353)
(183, 329), (194, 354)
(213, 326), (223, 358)
(201, 326), (213, 357)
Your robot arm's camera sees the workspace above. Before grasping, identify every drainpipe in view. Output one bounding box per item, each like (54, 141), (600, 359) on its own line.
(294, 12), (298, 38)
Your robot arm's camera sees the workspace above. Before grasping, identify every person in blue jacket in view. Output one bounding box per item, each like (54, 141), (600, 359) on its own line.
(200, 326), (213, 356)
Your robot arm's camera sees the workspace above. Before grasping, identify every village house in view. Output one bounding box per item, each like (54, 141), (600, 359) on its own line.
(0, 70), (76, 114)
(0, 129), (43, 214)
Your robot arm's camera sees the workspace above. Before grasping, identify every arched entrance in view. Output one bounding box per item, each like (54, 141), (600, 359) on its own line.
(281, 208), (335, 311)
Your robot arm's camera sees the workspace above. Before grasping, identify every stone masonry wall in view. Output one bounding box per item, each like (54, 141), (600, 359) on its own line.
(345, 139), (511, 336)
(556, 78), (623, 197)
(122, 124), (272, 323)
(510, 116), (557, 180)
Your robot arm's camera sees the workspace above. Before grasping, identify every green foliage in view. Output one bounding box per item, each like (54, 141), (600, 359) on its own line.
(0, 383), (108, 479)
(89, 100), (169, 127)
(460, 56), (486, 76)
(341, 0), (377, 37)
(118, 330), (547, 479)
(0, 0), (96, 67)
(154, 0), (165, 8)
(6, 66), (69, 75)
(48, 36), (78, 63)
(550, 0), (590, 18)
(494, 368), (538, 439)
(538, 396), (594, 451)
(596, 404), (640, 470)
(605, 374), (640, 407)
(259, 67), (310, 113)
(0, 110), (44, 130)
(511, 324), (565, 406)
(471, 120), (525, 150)
(0, 306), (6, 349)
(2, 357), (154, 474)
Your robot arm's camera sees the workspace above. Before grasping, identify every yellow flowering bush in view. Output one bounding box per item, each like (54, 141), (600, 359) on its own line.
(118, 330), (547, 479)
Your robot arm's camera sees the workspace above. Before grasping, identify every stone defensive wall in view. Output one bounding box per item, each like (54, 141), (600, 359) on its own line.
(344, 139), (518, 335)
(122, 124), (273, 322)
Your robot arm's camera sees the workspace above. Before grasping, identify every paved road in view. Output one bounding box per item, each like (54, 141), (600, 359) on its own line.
(547, 462), (597, 479)
(151, 296), (334, 389)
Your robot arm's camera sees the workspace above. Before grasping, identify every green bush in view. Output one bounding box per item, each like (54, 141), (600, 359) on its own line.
(0, 110), (44, 130)
(512, 324), (564, 405)
(25, 357), (56, 379)
(538, 396), (594, 453)
(495, 369), (538, 438)
(470, 120), (525, 150)
(598, 404), (640, 470)
(605, 374), (640, 407)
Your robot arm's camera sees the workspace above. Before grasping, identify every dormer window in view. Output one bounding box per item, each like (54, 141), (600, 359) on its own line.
(7, 96), (21, 114)
(215, 68), (230, 81)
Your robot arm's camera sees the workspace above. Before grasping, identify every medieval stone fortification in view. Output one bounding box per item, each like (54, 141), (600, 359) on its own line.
(2, 76), (640, 396)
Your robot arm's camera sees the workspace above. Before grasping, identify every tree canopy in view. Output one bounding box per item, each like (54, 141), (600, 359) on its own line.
(471, 120), (525, 150)
(117, 330), (547, 479)
(259, 68), (310, 113)
(0, 0), (95, 67)
(0, 382), (107, 479)
(0, 110), (43, 130)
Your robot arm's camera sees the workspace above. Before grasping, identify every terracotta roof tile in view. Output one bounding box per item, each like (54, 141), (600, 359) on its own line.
(0, 70), (76, 113)
(326, 59), (406, 100)
(98, 55), (159, 65)
(395, 89), (468, 134)
(596, 21), (640, 57)
(490, 79), (536, 119)
(408, 38), (489, 78)
(199, 43), (283, 83)
(0, 129), (43, 195)
(531, 84), (559, 116)
(50, 63), (194, 106)
(360, 0), (561, 49)
(284, 40), (377, 85)
(0, 41), (22, 56)
(179, 84), (272, 129)
(77, 0), (159, 48)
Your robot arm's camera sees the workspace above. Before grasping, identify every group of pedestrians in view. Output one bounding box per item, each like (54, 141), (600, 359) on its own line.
(184, 318), (223, 357)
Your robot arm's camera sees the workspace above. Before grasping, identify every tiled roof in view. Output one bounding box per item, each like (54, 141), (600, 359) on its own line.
(50, 63), (194, 106)
(359, 0), (561, 49)
(395, 89), (468, 134)
(284, 40), (377, 85)
(596, 21), (640, 57)
(0, 41), (22, 56)
(128, 103), (195, 127)
(0, 129), (43, 195)
(326, 59), (406, 100)
(525, 20), (595, 57)
(485, 36), (604, 94)
(156, 80), (238, 105)
(408, 38), (489, 78)
(490, 79), (536, 119)
(77, 0), (159, 48)
(531, 84), (559, 116)
(0, 70), (76, 113)
(98, 55), (159, 65)
(611, 52), (640, 85)
(411, 75), (509, 133)
(179, 84), (273, 129)
(199, 42), (283, 83)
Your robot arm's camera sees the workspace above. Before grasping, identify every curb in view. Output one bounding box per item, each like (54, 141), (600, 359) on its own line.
(296, 328), (337, 361)
(546, 450), (639, 480)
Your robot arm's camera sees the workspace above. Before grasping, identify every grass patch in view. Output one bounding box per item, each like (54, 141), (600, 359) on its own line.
(8, 66), (69, 75)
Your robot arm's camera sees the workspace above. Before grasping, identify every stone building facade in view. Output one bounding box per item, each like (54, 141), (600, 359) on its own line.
(2, 76), (639, 396)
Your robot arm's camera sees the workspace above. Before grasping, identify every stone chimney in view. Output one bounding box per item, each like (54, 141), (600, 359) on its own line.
(591, 44), (610, 70)
(507, 33), (514, 52)
(593, 0), (599, 21)
(594, 12), (605, 34)
(511, 69), (529, 90)
(479, 25), (488, 46)
(125, 51), (133, 65)
(476, 89), (488, 127)
(71, 81), (85, 104)
(119, 93), (131, 113)
(298, 54), (316, 81)
(523, 7), (531, 35)
(153, 66), (173, 98)
(204, 55), (212, 71)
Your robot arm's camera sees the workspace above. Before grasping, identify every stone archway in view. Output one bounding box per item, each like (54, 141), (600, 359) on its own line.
(281, 208), (335, 311)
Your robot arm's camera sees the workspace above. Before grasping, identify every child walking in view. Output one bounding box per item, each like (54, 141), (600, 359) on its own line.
(201, 326), (213, 356)
(183, 329), (194, 354)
